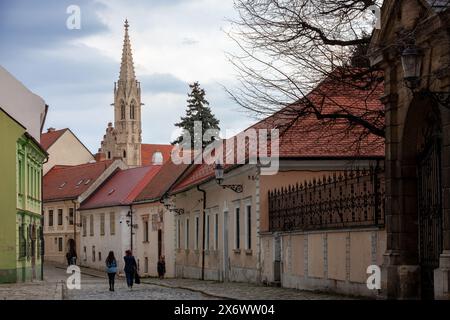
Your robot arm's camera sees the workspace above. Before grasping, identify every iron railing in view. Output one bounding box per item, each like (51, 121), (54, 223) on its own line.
(269, 167), (385, 232)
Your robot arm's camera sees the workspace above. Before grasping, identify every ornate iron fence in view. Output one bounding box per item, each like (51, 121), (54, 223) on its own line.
(268, 167), (385, 232)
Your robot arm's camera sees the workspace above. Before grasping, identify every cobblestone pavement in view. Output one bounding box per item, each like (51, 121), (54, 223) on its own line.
(1, 263), (352, 300)
(141, 278), (352, 300)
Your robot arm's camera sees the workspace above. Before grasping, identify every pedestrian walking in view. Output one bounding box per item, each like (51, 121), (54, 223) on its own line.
(124, 250), (137, 289)
(105, 251), (118, 292)
(157, 255), (166, 279)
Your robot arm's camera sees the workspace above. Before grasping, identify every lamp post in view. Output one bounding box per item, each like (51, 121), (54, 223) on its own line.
(214, 163), (243, 193)
(401, 44), (450, 108)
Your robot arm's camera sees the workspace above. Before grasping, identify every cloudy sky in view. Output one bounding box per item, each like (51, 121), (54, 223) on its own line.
(0, 0), (255, 152)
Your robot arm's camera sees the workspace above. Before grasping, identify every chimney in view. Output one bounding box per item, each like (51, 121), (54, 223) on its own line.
(47, 127), (56, 133)
(94, 152), (106, 162)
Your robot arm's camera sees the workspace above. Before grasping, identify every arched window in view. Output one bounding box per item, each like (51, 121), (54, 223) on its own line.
(123, 150), (127, 158)
(152, 152), (163, 165)
(130, 100), (136, 120)
(120, 101), (126, 120)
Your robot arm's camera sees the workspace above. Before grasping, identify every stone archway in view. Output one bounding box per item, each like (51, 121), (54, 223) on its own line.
(384, 94), (444, 299)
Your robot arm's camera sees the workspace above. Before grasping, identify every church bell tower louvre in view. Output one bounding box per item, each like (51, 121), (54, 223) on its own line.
(99, 19), (142, 167)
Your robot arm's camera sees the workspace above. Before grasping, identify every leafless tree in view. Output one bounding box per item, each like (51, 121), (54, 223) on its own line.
(226, 0), (385, 143)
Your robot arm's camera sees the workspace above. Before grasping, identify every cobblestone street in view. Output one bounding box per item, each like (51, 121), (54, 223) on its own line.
(0, 263), (352, 300)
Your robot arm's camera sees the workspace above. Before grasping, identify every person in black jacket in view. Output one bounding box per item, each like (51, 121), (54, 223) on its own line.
(123, 250), (137, 289)
(157, 255), (166, 279)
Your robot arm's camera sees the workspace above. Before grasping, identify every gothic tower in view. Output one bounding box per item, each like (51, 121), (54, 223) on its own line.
(100, 20), (142, 167)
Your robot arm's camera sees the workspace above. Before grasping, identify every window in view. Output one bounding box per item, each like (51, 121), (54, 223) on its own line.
(205, 213), (210, 250)
(144, 257), (149, 274)
(185, 218), (190, 250)
(98, 252), (102, 261)
(107, 151), (111, 159)
(195, 215), (200, 250)
(123, 150), (127, 158)
(235, 207), (240, 249)
(130, 101), (136, 119)
(82, 216), (87, 237)
(120, 101), (126, 120)
(18, 224), (26, 258)
(69, 208), (74, 225)
(58, 237), (63, 252)
(152, 152), (163, 165)
(92, 246), (96, 262)
(89, 215), (94, 236)
(48, 210), (54, 227)
(214, 213), (219, 250)
(176, 219), (181, 249)
(83, 246), (87, 261)
(245, 204), (252, 250)
(100, 213), (105, 236)
(110, 212), (115, 235)
(143, 220), (149, 242)
(57, 209), (63, 226)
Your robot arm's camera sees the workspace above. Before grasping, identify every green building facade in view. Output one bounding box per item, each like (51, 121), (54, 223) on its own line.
(0, 108), (47, 283)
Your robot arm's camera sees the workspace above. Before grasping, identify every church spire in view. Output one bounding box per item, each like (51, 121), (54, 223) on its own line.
(119, 19), (136, 83)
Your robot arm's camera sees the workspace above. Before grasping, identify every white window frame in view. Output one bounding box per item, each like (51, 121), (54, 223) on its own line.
(176, 218), (181, 249)
(185, 217), (190, 250)
(205, 209), (211, 251)
(194, 213), (200, 250)
(245, 201), (252, 250)
(214, 212), (219, 251)
(234, 203), (241, 250)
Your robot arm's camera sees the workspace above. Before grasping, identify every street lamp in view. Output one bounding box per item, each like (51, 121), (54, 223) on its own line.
(214, 162), (243, 193)
(401, 46), (422, 90)
(401, 44), (450, 108)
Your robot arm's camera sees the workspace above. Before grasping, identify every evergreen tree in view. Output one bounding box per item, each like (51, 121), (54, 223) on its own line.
(172, 82), (220, 150)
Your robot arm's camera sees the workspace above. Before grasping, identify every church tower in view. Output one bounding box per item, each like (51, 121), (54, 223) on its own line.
(100, 20), (142, 167)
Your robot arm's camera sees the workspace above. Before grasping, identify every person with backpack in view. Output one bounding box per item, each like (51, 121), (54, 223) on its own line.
(105, 251), (118, 292)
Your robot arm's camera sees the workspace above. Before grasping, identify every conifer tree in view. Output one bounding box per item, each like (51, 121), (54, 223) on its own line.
(172, 82), (220, 150)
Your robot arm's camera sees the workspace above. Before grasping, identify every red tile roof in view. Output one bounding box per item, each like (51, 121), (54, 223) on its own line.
(134, 160), (190, 203)
(40, 129), (67, 151)
(170, 71), (385, 194)
(43, 160), (114, 202)
(141, 144), (174, 166)
(80, 165), (161, 210)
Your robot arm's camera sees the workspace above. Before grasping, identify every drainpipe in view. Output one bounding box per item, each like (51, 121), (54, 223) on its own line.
(40, 156), (49, 281)
(129, 205), (134, 252)
(197, 185), (207, 281)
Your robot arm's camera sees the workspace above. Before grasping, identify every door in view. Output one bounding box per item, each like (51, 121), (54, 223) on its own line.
(417, 132), (443, 299)
(273, 233), (282, 283)
(223, 211), (229, 282)
(158, 229), (162, 259)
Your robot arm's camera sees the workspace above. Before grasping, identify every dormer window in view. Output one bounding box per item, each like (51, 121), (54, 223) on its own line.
(108, 189), (115, 196)
(58, 182), (66, 189)
(84, 179), (91, 185)
(152, 152), (163, 165)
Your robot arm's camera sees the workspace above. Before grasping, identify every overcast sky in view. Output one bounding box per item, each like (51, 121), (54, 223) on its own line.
(0, 0), (255, 152)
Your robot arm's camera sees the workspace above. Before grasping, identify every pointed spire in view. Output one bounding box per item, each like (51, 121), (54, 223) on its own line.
(119, 19), (136, 83)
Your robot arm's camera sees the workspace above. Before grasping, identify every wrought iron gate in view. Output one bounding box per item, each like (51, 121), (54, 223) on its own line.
(417, 135), (443, 299)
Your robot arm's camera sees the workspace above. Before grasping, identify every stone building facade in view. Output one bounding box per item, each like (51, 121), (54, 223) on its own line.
(370, 0), (450, 299)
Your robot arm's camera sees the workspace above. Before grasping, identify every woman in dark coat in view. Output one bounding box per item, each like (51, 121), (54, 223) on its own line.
(123, 250), (137, 289)
(157, 255), (166, 279)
